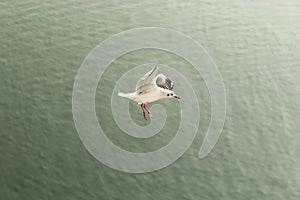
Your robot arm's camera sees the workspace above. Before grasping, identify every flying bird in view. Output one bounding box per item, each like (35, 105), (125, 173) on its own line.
(118, 65), (180, 120)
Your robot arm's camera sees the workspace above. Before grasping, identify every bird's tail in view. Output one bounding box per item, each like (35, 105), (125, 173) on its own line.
(118, 92), (131, 98)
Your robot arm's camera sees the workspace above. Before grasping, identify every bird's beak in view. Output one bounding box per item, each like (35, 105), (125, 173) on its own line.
(174, 95), (180, 99)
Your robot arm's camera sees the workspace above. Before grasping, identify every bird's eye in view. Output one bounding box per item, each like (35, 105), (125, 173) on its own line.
(167, 94), (169, 96)
(171, 93), (173, 96)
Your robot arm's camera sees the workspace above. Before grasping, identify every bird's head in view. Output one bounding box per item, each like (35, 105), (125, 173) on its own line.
(165, 91), (180, 99)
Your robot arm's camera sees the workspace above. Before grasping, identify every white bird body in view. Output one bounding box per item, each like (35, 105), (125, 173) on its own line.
(119, 87), (171, 104)
(118, 65), (180, 120)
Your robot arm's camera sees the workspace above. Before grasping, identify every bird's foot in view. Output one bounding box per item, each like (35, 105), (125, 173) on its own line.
(143, 111), (147, 120)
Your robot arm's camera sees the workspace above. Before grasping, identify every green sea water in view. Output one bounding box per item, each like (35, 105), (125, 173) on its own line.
(1, 0), (300, 199)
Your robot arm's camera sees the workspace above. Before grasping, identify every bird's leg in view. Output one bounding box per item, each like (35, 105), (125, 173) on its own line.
(141, 104), (147, 120)
(143, 104), (153, 118)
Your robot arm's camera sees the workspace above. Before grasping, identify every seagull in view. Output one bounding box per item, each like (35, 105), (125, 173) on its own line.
(118, 65), (180, 120)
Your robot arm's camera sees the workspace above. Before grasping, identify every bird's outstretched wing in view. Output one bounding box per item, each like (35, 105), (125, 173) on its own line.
(155, 73), (174, 91)
(136, 65), (158, 92)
